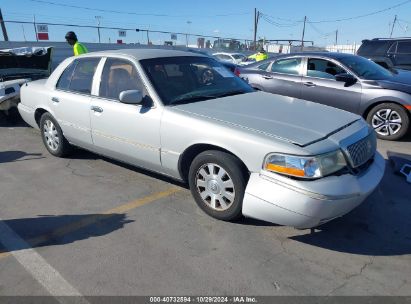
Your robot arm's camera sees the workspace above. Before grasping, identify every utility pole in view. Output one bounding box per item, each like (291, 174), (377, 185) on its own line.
(22, 24), (26, 41)
(390, 15), (397, 38)
(33, 14), (38, 42)
(301, 16), (307, 51)
(253, 8), (260, 50)
(0, 8), (9, 41)
(95, 16), (102, 43)
(335, 29), (338, 45)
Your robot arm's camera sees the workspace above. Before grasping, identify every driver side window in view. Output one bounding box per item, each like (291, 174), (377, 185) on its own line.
(307, 58), (346, 80)
(99, 58), (144, 101)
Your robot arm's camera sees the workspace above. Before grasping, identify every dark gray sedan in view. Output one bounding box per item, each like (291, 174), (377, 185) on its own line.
(238, 52), (411, 140)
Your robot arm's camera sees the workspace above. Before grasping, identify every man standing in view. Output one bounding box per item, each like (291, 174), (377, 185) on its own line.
(65, 31), (88, 56)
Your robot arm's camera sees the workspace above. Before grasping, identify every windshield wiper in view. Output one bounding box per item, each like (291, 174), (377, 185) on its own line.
(169, 90), (247, 106)
(212, 90), (246, 98)
(169, 95), (216, 105)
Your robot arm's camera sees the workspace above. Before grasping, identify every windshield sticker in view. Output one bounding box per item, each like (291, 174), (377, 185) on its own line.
(213, 67), (234, 77)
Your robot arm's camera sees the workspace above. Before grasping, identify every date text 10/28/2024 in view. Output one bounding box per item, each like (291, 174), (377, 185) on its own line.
(149, 297), (257, 303)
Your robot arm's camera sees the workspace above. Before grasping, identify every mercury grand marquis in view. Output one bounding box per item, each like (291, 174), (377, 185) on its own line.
(18, 49), (385, 228)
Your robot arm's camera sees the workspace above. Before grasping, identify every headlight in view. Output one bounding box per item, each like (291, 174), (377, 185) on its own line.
(263, 150), (347, 179)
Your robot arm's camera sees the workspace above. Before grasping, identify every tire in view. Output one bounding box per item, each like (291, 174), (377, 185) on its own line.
(188, 150), (247, 221)
(366, 103), (410, 141)
(39, 112), (72, 157)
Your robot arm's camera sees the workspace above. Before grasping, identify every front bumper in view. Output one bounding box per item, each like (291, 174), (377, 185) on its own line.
(242, 152), (385, 229)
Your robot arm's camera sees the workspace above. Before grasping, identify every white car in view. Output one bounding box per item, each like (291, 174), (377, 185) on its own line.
(213, 52), (248, 65)
(18, 49), (385, 229)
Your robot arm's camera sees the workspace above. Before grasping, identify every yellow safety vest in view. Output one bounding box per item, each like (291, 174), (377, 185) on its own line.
(73, 42), (88, 56)
(248, 52), (268, 62)
(256, 52), (268, 61)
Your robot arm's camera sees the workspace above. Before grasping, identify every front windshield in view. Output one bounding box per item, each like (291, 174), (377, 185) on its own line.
(140, 56), (253, 106)
(339, 56), (393, 80)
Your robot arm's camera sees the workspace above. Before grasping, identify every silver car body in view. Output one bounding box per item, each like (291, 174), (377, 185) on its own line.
(18, 49), (385, 228)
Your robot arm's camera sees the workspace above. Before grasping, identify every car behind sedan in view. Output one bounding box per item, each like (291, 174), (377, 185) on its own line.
(18, 49), (384, 229)
(238, 52), (411, 141)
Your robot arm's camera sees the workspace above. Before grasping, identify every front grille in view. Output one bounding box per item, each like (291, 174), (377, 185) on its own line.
(345, 133), (376, 168)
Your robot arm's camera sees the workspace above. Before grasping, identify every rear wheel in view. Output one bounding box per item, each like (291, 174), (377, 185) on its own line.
(366, 103), (410, 140)
(188, 150), (246, 221)
(40, 113), (72, 157)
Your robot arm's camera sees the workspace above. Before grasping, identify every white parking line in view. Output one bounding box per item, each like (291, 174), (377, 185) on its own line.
(0, 217), (90, 304)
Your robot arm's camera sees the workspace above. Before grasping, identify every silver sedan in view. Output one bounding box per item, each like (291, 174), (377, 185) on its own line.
(18, 49), (385, 228)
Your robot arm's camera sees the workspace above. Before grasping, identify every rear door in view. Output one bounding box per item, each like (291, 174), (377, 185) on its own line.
(301, 57), (362, 113)
(52, 57), (101, 148)
(89, 57), (162, 170)
(259, 57), (303, 98)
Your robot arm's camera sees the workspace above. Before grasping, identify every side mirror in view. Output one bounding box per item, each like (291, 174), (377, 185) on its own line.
(119, 90), (143, 105)
(335, 73), (357, 86)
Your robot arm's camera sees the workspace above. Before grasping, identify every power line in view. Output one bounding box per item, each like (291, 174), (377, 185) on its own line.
(260, 13), (301, 27)
(29, 0), (251, 18)
(309, 0), (411, 23)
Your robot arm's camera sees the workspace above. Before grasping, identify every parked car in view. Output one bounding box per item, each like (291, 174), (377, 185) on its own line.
(212, 52), (248, 65)
(238, 52), (411, 140)
(18, 49), (384, 229)
(0, 47), (52, 117)
(357, 38), (411, 70)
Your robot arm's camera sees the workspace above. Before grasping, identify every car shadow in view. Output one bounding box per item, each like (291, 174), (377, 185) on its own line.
(68, 148), (188, 189)
(0, 213), (133, 254)
(290, 159), (411, 256)
(0, 111), (28, 128)
(0, 151), (44, 164)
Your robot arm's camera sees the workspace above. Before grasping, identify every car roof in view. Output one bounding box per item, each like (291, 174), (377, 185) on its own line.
(244, 52), (358, 68)
(78, 48), (206, 60)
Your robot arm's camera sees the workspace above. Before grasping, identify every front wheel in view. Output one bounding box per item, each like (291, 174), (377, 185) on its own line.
(188, 150), (247, 221)
(40, 112), (72, 157)
(366, 103), (410, 140)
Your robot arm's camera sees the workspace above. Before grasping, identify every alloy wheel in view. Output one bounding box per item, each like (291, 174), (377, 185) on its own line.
(371, 108), (402, 136)
(43, 119), (60, 151)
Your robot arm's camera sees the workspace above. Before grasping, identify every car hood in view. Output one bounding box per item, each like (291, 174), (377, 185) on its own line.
(369, 69), (411, 94)
(173, 91), (360, 146)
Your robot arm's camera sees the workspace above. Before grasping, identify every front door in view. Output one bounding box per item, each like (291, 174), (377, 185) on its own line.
(301, 57), (362, 114)
(90, 57), (162, 171)
(51, 57), (101, 148)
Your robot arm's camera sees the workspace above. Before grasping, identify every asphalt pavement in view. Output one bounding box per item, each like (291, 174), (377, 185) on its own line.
(0, 112), (410, 297)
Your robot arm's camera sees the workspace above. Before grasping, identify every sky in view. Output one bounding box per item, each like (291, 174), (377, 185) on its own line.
(1, 0), (411, 46)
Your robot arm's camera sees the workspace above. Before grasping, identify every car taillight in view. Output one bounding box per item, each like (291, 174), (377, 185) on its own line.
(234, 67), (241, 77)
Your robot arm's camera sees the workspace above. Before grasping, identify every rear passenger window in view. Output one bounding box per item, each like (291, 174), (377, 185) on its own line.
(397, 41), (411, 54)
(99, 58), (144, 100)
(56, 61), (76, 90)
(67, 58), (100, 94)
(271, 58), (301, 75)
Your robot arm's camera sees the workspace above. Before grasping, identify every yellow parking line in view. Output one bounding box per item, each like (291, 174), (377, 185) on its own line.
(0, 187), (182, 260)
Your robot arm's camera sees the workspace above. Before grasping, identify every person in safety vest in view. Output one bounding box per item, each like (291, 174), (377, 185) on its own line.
(65, 31), (88, 56)
(248, 48), (268, 62)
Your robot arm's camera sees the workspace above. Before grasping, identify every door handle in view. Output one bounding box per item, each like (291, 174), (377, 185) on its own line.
(262, 75), (273, 79)
(304, 82), (317, 87)
(51, 97), (60, 103)
(91, 106), (103, 113)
